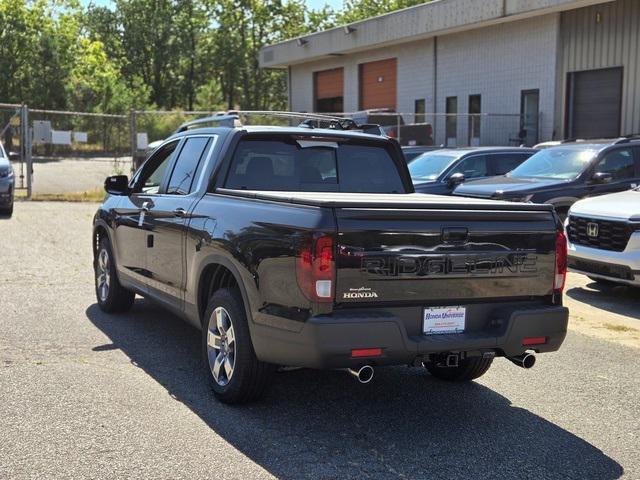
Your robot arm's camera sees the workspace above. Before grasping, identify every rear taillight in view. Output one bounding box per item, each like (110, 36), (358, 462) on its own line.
(296, 234), (335, 303)
(554, 230), (568, 294)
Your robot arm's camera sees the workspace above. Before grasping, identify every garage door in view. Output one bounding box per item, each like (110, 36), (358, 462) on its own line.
(567, 67), (623, 139)
(359, 58), (397, 110)
(314, 68), (343, 113)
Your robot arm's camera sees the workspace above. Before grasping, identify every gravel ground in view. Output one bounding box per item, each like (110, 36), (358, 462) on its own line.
(0, 202), (638, 479)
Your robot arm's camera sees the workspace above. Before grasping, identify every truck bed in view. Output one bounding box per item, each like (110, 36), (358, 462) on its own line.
(217, 188), (555, 212)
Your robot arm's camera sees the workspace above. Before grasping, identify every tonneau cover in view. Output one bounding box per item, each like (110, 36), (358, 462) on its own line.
(217, 188), (555, 212)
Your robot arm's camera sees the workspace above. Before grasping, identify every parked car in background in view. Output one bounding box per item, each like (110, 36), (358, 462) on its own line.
(453, 138), (640, 220)
(351, 109), (433, 146)
(409, 147), (536, 195)
(534, 140), (564, 149)
(0, 142), (15, 216)
(402, 145), (443, 163)
(566, 188), (640, 287)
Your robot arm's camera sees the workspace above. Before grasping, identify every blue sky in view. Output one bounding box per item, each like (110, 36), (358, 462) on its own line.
(306, 0), (343, 9)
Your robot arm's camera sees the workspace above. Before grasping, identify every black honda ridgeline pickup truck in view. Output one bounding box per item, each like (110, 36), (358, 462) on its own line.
(93, 115), (569, 404)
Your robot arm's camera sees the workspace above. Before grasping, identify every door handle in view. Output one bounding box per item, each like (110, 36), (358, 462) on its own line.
(173, 207), (186, 217)
(142, 201), (152, 212)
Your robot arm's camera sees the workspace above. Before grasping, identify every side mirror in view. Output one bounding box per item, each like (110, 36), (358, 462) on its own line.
(591, 172), (613, 184)
(104, 175), (130, 195)
(448, 172), (466, 188)
(8, 152), (19, 161)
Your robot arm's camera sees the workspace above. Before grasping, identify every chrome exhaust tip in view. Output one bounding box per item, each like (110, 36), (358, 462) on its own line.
(348, 365), (374, 384)
(508, 353), (536, 369)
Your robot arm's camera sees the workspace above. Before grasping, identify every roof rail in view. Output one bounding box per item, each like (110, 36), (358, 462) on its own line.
(613, 134), (640, 145)
(173, 110), (384, 136)
(174, 114), (240, 133)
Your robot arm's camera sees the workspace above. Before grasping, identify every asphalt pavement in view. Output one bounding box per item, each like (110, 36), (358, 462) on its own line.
(0, 202), (638, 479)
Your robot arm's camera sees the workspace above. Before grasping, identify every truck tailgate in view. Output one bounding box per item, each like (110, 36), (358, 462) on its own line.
(335, 207), (557, 304)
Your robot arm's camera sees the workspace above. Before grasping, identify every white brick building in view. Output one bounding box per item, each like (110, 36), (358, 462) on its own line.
(260, 0), (640, 147)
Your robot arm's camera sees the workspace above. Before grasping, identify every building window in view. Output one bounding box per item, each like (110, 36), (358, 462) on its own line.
(520, 89), (539, 146)
(445, 96), (458, 146)
(314, 68), (344, 113)
(414, 99), (426, 124)
(468, 94), (481, 146)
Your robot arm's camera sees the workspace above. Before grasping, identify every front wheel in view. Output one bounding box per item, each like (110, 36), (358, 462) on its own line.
(203, 288), (275, 404)
(95, 237), (135, 313)
(0, 203), (13, 217)
(425, 357), (493, 382)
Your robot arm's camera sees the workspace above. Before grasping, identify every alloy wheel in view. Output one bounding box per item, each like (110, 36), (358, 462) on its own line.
(207, 306), (236, 386)
(96, 249), (111, 302)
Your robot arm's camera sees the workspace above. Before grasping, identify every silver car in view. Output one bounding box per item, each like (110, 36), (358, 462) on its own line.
(566, 188), (640, 287)
(0, 142), (15, 216)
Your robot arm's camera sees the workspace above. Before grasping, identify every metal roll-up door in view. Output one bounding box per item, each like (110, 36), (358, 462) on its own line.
(314, 68), (344, 113)
(567, 67), (623, 139)
(359, 58), (397, 110)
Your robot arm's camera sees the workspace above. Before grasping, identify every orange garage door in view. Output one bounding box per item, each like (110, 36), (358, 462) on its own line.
(359, 58), (397, 110)
(314, 68), (344, 112)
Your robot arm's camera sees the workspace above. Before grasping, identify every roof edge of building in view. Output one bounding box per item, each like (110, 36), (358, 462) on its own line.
(260, 0), (613, 69)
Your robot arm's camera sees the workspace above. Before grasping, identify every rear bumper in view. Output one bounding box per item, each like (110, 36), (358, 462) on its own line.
(252, 304), (568, 369)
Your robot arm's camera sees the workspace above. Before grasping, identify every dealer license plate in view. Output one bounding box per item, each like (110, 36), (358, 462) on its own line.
(423, 306), (466, 335)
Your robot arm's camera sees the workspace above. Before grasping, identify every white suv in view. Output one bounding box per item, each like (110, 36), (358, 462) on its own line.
(566, 188), (640, 287)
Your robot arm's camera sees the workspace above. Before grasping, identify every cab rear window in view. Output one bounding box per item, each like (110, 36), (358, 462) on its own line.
(224, 137), (406, 193)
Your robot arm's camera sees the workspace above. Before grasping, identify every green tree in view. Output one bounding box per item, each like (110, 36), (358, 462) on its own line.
(337, 0), (428, 24)
(0, 0), (430, 114)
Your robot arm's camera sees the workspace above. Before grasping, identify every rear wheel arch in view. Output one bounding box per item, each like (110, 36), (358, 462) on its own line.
(197, 258), (253, 330)
(93, 223), (110, 260)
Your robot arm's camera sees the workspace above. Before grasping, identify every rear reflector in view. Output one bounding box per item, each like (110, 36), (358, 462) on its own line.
(522, 337), (547, 346)
(351, 348), (383, 358)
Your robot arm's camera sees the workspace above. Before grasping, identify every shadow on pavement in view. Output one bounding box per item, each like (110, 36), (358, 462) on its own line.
(566, 280), (640, 321)
(86, 301), (623, 479)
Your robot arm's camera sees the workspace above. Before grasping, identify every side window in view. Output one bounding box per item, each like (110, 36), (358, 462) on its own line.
(492, 153), (530, 176)
(449, 155), (488, 179)
(166, 137), (212, 195)
(133, 141), (178, 194)
(595, 148), (636, 180)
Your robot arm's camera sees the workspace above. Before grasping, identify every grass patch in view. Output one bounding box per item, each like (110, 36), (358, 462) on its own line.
(29, 188), (105, 202)
(603, 323), (637, 333)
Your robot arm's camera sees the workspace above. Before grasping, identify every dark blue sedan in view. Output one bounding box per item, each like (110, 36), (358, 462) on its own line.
(409, 147), (537, 195)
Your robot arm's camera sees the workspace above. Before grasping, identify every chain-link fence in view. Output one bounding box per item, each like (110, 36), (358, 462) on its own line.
(317, 111), (536, 148)
(0, 105), (540, 198)
(0, 103), (31, 196)
(26, 109), (130, 196)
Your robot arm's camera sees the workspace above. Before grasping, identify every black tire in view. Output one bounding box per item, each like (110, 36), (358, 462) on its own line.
(95, 237), (135, 313)
(0, 203), (13, 217)
(202, 288), (275, 404)
(425, 357), (493, 382)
